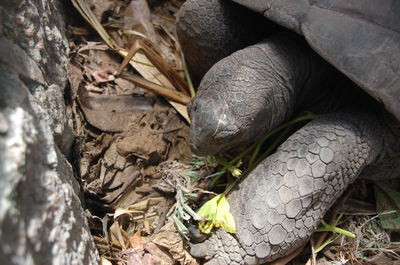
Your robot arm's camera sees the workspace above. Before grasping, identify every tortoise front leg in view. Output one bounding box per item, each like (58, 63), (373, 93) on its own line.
(190, 109), (384, 265)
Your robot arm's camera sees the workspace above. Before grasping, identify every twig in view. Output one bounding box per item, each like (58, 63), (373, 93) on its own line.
(121, 73), (190, 104)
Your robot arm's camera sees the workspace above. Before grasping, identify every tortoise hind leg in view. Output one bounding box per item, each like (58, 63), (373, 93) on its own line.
(190, 109), (384, 264)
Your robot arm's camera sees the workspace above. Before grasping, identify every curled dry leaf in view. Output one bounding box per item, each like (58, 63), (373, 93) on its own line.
(100, 165), (141, 205)
(144, 242), (174, 264)
(127, 197), (164, 212)
(152, 221), (199, 265)
(109, 221), (127, 250)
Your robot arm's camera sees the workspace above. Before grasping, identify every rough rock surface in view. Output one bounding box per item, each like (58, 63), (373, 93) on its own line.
(0, 0), (74, 156)
(0, 0), (99, 264)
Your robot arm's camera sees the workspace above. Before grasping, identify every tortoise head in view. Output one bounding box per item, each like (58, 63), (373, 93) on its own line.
(188, 91), (240, 156)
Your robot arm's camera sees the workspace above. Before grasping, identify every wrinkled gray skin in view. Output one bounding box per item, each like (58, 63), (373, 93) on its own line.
(177, 0), (400, 264)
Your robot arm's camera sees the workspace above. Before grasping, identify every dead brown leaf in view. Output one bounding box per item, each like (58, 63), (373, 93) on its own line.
(128, 231), (148, 248)
(70, 0), (190, 122)
(77, 86), (153, 132)
(152, 221), (199, 265)
(101, 165), (140, 205)
(68, 1), (199, 264)
(109, 221), (127, 250)
(118, 246), (161, 265)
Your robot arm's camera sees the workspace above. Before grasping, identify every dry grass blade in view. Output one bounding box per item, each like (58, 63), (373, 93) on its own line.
(118, 39), (190, 96)
(70, 0), (190, 123)
(70, 0), (117, 48)
(121, 73), (190, 104)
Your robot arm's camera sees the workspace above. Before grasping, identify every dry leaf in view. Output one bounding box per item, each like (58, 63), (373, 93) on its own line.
(128, 231), (147, 248)
(109, 221), (127, 250)
(152, 221), (199, 265)
(70, 0), (190, 122)
(100, 257), (113, 265)
(77, 86), (153, 132)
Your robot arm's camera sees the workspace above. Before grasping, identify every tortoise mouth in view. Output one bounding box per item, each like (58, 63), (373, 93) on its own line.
(189, 125), (239, 156)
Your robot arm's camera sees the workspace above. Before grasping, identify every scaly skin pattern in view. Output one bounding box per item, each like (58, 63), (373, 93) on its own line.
(177, 0), (272, 84)
(191, 111), (383, 264)
(177, 0), (400, 264)
(188, 35), (332, 156)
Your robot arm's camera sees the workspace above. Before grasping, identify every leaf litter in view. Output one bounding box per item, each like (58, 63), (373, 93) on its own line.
(67, 0), (203, 264)
(66, 0), (400, 264)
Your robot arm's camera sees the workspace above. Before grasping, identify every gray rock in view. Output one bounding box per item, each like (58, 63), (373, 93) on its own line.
(1, 0), (69, 88)
(0, 0), (73, 157)
(0, 63), (98, 265)
(0, 0), (99, 264)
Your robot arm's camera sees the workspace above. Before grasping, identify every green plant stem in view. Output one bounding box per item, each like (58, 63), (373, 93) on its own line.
(213, 156), (235, 169)
(236, 113), (317, 165)
(224, 177), (238, 195)
(183, 60), (195, 98)
(315, 234), (339, 253)
(250, 126), (292, 169)
(211, 113), (317, 192)
(316, 220), (355, 238)
(209, 171), (226, 187)
(209, 156), (240, 187)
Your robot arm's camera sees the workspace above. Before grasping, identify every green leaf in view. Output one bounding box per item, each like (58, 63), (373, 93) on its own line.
(197, 194), (236, 234)
(374, 183), (400, 232)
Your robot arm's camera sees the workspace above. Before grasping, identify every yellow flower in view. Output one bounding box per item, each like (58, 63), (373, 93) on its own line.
(197, 194), (236, 234)
(229, 167), (242, 177)
(227, 160), (242, 177)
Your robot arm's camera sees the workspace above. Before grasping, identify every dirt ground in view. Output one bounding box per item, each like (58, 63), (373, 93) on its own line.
(66, 0), (400, 264)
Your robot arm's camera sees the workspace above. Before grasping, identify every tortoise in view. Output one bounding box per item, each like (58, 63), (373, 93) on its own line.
(176, 0), (400, 264)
